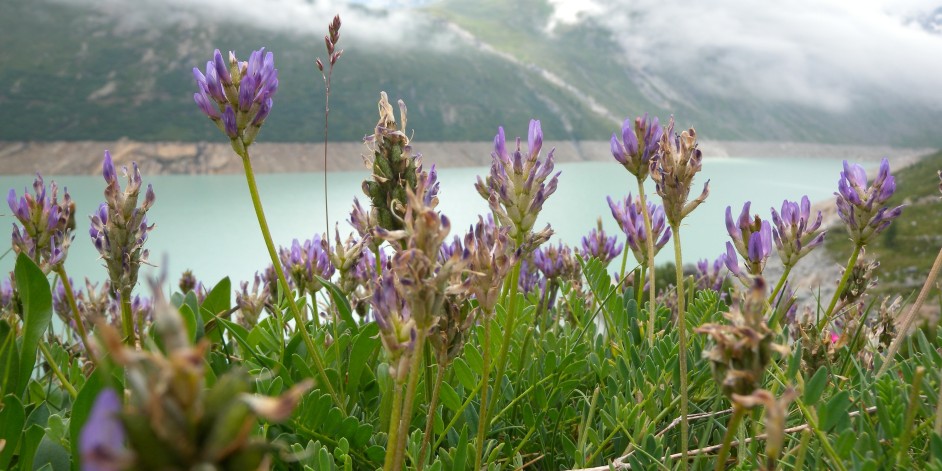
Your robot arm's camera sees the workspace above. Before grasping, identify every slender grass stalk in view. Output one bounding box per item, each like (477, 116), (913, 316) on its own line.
(384, 380), (404, 471)
(670, 224), (689, 469)
(934, 369), (942, 434)
(417, 356), (447, 471)
(577, 386), (600, 467)
(54, 267), (95, 363)
(897, 366), (926, 468)
(637, 180), (658, 346)
(393, 328), (427, 471)
(474, 313), (493, 471)
(792, 429), (811, 470)
(239, 149), (342, 411)
(878, 245), (942, 376)
(618, 241), (630, 290)
(818, 243), (862, 331)
(38, 342), (77, 399)
(714, 404), (745, 471)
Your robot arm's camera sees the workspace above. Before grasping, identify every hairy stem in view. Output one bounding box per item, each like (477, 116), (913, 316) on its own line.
(715, 404), (745, 471)
(488, 260), (522, 415)
(671, 224), (689, 470)
(819, 243), (862, 331)
(637, 179), (658, 346)
(240, 149), (342, 411)
(474, 313), (493, 471)
(384, 378), (404, 471)
(417, 355), (448, 471)
(38, 342), (77, 398)
(393, 328), (427, 471)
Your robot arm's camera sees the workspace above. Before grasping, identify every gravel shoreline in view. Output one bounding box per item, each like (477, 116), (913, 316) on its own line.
(0, 139), (933, 176)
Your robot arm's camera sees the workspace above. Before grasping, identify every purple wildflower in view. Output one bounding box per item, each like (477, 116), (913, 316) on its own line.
(580, 219), (623, 265)
(770, 196), (826, 268)
(0, 277), (12, 312)
(533, 242), (579, 282)
(835, 158), (904, 245)
(193, 48), (279, 149)
(474, 120), (559, 251)
(725, 202), (773, 277)
(7, 173), (75, 273)
(80, 388), (129, 471)
(463, 216), (515, 312)
(695, 256), (727, 294)
(280, 234), (335, 296)
(236, 272), (270, 328)
(93, 151), (155, 307)
(607, 194), (671, 266)
(518, 258), (545, 295)
(370, 272), (415, 381)
(610, 113), (663, 180)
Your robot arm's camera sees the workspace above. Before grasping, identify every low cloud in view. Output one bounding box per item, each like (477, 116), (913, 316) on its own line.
(551, 0), (942, 111)
(48, 0), (454, 50)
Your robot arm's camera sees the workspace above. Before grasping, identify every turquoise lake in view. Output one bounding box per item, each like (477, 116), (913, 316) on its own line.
(0, 157), (852, 288)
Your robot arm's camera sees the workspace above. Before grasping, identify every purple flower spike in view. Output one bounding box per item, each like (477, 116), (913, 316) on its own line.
(610, 113), (662, 180)
(696, 255), (728, 297)
(7, 173), (74, 273)
(474, 120), (559, 251)
(280, 234), (335, 296)
(607, 194), (671, 266)
(580, 219), (623, 265)
(80, 388), (128, 471)
(835, 158), (904, 245)
(725, 203), (772, 277)
(770, 195), (826, 268)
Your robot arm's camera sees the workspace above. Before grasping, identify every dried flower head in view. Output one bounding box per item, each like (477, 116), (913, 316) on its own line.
(610, 113), (663, 180)
(474, 120), (559, 251)
(8, 173), (75, 273)
(193, 48), (278, 153)
(607, 194), (671, 266)
(731, 388), (798, 470)
(236, 272), (270, 329)
(463, 216), (515, 313)
(770, 196), (826, 268)
(835, 158), (903, 245)
(580, 218), (623, 265)
(649, 117), (710, 227)
(696, 278), (787, 398)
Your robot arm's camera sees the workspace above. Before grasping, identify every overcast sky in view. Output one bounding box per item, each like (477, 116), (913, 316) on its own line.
(52, 0), (942, 112)
(548, 0), (942, 111)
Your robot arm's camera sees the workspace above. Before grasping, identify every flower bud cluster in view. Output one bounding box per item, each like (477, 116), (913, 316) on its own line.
(607, 194), (671, 266)
(279, 234), (335, 297)
(695, 256), (727, 295)
(724, 202), (772, 278)
(770, 196), (826, 268)
(316, 15), (343, 72)
(475, 120), (559, 251)
(370, 271), (415, 381)
(696, 278), (787, 398)
(82, 287), (310, 470)
(329, 229), (368, 296)
(362, 92), (438, 235)
(580, 218), (622, 265)
(610, 113), (663, 180)
(835, 158), (903, 245)
(463, 217), (515, 313)
(90, 151), (155, 301)
(534, 242), (580, 283)
(236, 272), (270, 329)
(8, 174), (75, 273)
(649, 117), (710, 227)
(193, 48), (278, 154)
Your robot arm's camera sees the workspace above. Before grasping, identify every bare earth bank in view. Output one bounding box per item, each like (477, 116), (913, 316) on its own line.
(0, 139), (933, 176)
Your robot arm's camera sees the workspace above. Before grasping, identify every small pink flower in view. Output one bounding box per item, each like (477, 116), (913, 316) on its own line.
(830, 332), (840, 344)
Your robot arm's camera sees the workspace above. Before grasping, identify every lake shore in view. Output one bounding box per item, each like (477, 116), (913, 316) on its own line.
(0, 139), (934, 176)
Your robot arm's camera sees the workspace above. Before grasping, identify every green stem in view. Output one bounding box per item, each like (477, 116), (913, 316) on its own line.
(671, 224), (689, 470)
(618, 240), (630, 289)
(474, 313), (492, 471)
(384, 378), (404, 471)
(55, 268), (95, 364)
(417, 355), (447, 471)
(38, 342), (77, 399)
(239, 150), (343, 411)
(393, 328), (427, 471)
(818, 243), (862, 331)
(767, 264), (792, 330)
(488, 260), (521, 414)
(715, 404), (745, 471)
(120, 286), (135, 346)
(878, 245), (942, 377)
(432, 374), (483, 451)
(637, 179), (658, 346)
